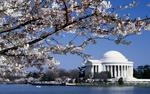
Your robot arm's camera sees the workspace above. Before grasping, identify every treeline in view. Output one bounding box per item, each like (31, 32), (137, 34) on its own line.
(26, 68), (80, 81)
(134, 65), (150, 79)
(26, 68), (111, 83)
(26, 65), (150, 82)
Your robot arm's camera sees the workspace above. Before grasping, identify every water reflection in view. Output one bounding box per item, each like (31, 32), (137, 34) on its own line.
(86, 86), (134, 94)
(0, 84), (150, 94)
(107, 87), (134, 94)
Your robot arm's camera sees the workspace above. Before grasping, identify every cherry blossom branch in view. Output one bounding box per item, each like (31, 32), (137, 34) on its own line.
(0, 17), (41, 34)
(0, 13), (96, 55)
(62, 0), (69, 24)
(1, 12), (150, 55)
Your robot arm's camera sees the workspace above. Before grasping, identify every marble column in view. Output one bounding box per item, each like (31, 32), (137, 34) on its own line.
(129, 66), (131, 77)
(121, 65), (124, 77)
(110, 65), (113, 78)
(130, 66), (133, 77)
(124, 66), (126, 78)
(91, 65), (94, 74)
(123, 65), (125, 77)
(118, 65), (120, 78)
(128, 66), (130, 77)
(114, 65), (117, 77)
(97, 65), (99, 73)
(123, 65), (126, 77)
(127, 66), (129, 77)
(125, 65), (128, 77)
(120, 65), (122, 77)
(125, 65), (127, 78)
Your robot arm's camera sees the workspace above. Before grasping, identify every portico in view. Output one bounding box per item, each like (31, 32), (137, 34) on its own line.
(104, 64), (133, 78)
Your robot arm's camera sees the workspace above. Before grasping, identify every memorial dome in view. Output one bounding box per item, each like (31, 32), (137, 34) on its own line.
(101, 50), (128, 62)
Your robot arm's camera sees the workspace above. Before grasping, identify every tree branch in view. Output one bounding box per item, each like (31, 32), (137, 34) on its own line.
(0, 12), (149, 55)
(0, 17), (41, 34)
(62, 0), (69, 24)
(0, 13), (96, 54)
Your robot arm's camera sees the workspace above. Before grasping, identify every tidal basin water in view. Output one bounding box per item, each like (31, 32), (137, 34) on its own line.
(0, 84), (150, 94)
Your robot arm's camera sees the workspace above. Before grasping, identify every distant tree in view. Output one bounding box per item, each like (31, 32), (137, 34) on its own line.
(78, 66), (86, 78)
(142, 65), (150, 78)
(58, 68), (70, 78)
(26, 72), (41, 79)
(134, 65), (150, 79)
(40, 70), (59, 81)
(133, 69), (140, 78)
(69, 69), (79, 79)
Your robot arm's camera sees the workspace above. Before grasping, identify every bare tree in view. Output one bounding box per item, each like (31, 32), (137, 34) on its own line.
(0, 0), (149, 71)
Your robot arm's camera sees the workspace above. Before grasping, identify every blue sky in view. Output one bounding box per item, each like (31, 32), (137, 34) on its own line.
(54, 0), (150, 70)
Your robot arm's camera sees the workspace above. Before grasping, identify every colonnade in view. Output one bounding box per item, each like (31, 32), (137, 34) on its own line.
(103, 65), (133, 78)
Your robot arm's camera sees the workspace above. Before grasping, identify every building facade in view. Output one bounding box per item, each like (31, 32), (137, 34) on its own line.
(84, 50), (134, 81)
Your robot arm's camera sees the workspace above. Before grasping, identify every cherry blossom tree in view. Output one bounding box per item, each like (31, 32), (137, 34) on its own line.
(0, 0), (149, 72)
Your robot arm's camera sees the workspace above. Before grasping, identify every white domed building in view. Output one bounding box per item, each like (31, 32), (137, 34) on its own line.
(84, 50), (135, 81)
(84, 50), (150, 82)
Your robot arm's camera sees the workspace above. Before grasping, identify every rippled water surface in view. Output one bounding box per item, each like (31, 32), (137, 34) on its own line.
(0, 84), (150, 94)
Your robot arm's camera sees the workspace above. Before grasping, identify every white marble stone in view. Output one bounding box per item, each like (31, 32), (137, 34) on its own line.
(84, 50), (150, 83)
(84, 50), (134, 81)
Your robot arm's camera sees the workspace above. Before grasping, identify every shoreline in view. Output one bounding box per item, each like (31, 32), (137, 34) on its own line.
(1, 81), (150, 87)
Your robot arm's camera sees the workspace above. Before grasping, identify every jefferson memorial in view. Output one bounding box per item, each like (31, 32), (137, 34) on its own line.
(84, 50), (150, 82)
